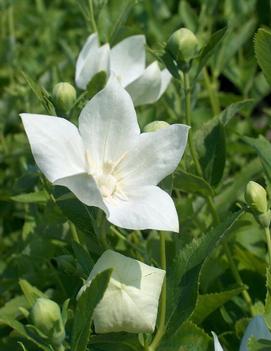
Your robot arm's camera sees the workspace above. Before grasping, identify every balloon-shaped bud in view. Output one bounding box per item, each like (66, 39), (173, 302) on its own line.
(143, 120), (169, 133)
(245, 181), (268, 214)
(166, 28), (199, 64)
(30, 298), (65, 347)
(53, 82), (76, 112)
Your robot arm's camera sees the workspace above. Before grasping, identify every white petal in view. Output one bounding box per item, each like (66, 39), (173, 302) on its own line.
(110, 35), (146, 87)
(212, 332), (224, 351)
(115, 124), (189, 187)
(126, 61), (161, 106)
(54, 173), (108, 215)
(20, 114), (86, 182)
(106, 185), (179, 232)
(76, 43), (110, 90)
(76, 33), (99, 78)
(78, 77), (140, 170)
(81, 250), (165, 333)
(158, 68), (172, 98)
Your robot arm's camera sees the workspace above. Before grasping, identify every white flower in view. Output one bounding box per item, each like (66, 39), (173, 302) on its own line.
(78, 250), (165, 333)
(212, 332), (224, 351)
(20, 78), (189, 232)
(240, 316), (271, 351)
(75, 33), (171, 106)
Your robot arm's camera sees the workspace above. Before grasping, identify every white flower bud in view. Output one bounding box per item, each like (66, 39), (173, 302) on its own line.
(143, 120), (170, 133)
(53, 82), (76, 112)
(166, 28), (199, 63)
(78, 250), (165, 334)
(30, 298), (65, 346)
(245, 181), (268, 214)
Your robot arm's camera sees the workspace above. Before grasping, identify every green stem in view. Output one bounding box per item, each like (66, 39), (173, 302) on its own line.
(148, 232), (167, 351)
(264, 226), (271, 266)
(203, 68), (220, 116)
(110, 226), (146, 257)
(88, 0), (98, 33)
(182, 71), (253, 313)
(183, 72), (203, 177)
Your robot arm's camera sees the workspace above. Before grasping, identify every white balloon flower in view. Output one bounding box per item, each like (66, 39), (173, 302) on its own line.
(75, 33), (171, 106)
(78, 250), (165, 333)
(20, 78), (189, 232)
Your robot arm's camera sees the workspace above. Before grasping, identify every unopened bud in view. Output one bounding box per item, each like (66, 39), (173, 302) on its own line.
(166, 28), (199, 64)
(143, 121), (169, 133)
(30, 298), (65, 346)
(245, 181), (268, 214)
(53, 82), (76, 112)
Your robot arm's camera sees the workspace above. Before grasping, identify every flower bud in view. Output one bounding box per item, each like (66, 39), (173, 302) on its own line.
(245, 181), (268, 214)
(166, 28), (199, 64)
(143, 121), (169, 133)
(52, 82), (76, 112)
(30, 298), (65, 346)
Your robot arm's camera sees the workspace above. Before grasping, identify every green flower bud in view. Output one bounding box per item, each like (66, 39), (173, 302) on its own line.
(53, 82), (76, 112)
(166, 28), (199, 64)
(30, 298), (65, 347)
(143, 121), (170, 133)
(245, 181), (268, 214)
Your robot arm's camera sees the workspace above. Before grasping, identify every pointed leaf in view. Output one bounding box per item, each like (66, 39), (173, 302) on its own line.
(255, 28), (271, 87)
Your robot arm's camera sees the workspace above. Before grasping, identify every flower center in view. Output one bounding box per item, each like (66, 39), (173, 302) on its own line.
(96, 173), (117, 198)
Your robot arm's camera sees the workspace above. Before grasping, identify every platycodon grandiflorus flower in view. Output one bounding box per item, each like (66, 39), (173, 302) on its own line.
(78, 250), (165, 333)
(21, 78), (189, 232)
(75, 33), (171, 106)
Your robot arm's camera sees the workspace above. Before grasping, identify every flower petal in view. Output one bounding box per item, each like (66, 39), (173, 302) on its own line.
(158, 68), (172, 98)
(110, 35), (146, 87)
(20, 114), (86, 182)
(125, 61), (161, 106)
(106, 185), (179, 232)
(240, 316), (271, 351)
(78, 77), (140, 170)
(76, 33), (99, 79)
(212, 332), (224, 351)
(76, 43), (110, 90)
(54, 173), (108, 215)
(115, 124), (189, 187)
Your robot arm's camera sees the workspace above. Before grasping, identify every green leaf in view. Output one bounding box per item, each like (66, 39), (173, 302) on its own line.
(174, 170), (215, 197)
(0, 295), (29, 321)
(71, 269), (112, 351)
(216, 99), (254, 126)
(191, 287), (245, 324)
(0, 318), (51, 351)
(255, 27), (271, 87)
(159, 321), (211, 351)
(216, 158), (262, 215)
(166, 210), (243, 335)
(11, 190), (50, 203)
(195, 119), (226, 186)
(194, 27), (227, 80)
(86, 71), (107, 100)
(243, 136), (271, 183)
(19, 279), (47, 307)
(21, 71), (55, 115)
(71, 240), (95, 276)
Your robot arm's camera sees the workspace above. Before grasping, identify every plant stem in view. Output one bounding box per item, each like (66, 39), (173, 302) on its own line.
(69, 221), (80, 244)
(182, 71), (253, 312)
(88, 0), (98, 33)
(203, 68), (220, 116)
(183, 72), (203, 177)
(264, 226), (271, 265)
(148, 232), (167, 351)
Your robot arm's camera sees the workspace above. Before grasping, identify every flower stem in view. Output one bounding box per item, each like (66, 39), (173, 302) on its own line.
(264, 226), (271, 266)
(88, 0), (98, 33)
(182, 71), (253, 313)
(203, 68), (220, 116)
(183, 72), (203, 177)
(148, 231), (167, 351)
